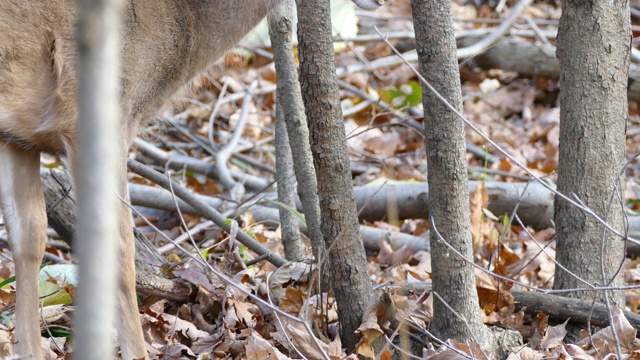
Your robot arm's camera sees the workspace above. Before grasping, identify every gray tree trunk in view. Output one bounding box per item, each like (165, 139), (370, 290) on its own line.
(268, 0), (325, 263)
(553, 0), (630, 306)
(296, 0), (373, 351)
(274, 102), (303, 261)
(411, 0), (490, 348)
(74, 0), (124, 358)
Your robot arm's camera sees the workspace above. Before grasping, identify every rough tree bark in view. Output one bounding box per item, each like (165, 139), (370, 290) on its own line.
(296, 0), (373, 351)
(274, 103), (303, 261)
(553, 0), (630, 306)
(268, 0), (325, 263)
(411, 0), (491, 348)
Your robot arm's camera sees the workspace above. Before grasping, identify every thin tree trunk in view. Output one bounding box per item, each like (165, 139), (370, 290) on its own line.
(411, 0), (491, 348)
(268, 0), (325, 263)
(274, 102), (303, 261)
(74, 0), (124, 358)
(553, 0), (630, 306)
(296, 0), (373, 351)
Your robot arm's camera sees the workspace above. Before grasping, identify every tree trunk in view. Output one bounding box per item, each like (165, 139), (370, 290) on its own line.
(274, 103), (303, 261)
(411, 0), (490, 348)
(553, 0), (630, 306)
(268, 0), (325, 262)
(74, 0), (124, 358)
(296, 0), (373, 351)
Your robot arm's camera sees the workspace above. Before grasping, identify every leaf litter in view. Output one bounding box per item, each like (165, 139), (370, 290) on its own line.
(1, 0), (640, 358)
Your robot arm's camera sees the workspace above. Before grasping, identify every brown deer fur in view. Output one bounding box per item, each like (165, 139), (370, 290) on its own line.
(0, 1), (280, 359)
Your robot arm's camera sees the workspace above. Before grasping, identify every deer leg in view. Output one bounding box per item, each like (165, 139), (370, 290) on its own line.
(114, 165), (148, 360)
(0, 142), (46, 359)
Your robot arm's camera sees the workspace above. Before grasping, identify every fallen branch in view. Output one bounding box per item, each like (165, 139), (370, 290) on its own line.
(396, 282), (640, 330)
(511, 290), (640, 330)
(42, 169), (640, 257)
(461, 36), (640, 102)
(126, 159), (287, 267)
(136, 271), (196, 302)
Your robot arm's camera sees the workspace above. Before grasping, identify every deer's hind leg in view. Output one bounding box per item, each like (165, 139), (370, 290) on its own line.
(115, 167), (148, 360)
(79, 140), (147, 360)
(0, 142), (47, 359)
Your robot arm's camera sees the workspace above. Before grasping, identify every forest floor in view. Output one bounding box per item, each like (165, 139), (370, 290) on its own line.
(2, 0), (640, 358)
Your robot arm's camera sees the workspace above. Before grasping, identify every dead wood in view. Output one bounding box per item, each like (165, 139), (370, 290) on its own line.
(511, 290), (640, 330)
(353, 181), (555, 230)
(41, 169), (196, 301)
(460, 36), (640, 102)
(41, 169), (77, 246)
(42, 170), (640, 257)
(397, 282), (640, 331)
(136, 271), (196, 303)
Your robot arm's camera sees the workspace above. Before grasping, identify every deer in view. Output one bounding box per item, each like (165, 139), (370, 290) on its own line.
(0, 0), (383, 359)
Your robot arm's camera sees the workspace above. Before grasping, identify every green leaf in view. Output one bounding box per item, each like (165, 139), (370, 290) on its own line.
(46, 327), (73, 339)
(0, 313), (12, 327)
(0, 276), (16, 289)
(39, 281), (72, 307)
(381, 81), (423, 109)
(262, 199), (307, 225)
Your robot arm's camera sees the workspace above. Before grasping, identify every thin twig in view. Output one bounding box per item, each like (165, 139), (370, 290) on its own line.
(120, 199), (327, 356)
(457, 0), (532, 59)
(207, 80), (230, 151)
(127, 159), (287, 267)
(375, 27), (638, 247)
(215, 81), (257, 194)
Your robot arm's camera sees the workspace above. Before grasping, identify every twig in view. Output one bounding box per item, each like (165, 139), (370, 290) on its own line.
(523, 16), (553, 48)
(375, 27), (639, 247)
(125, 200), (325, 357)
(207, 80), (230, 151)
(215, 81), (257, 194)
(127, 159), (287, 267)
(514, 213), (591, 287)
(457, 0), (532, 59)
(134, 138), (270, 191)
(266, 271), (321, 360)
(157, 220), (214, 255)
(431, 218), (640, 296)
(431, 290), (491, 360)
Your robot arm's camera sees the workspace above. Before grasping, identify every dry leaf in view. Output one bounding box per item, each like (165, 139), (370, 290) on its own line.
(540, 319), (567, 351)
(245, 331), (290, 360)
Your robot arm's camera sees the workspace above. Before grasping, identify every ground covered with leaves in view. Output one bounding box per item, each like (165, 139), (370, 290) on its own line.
(2, 0), (640, 359)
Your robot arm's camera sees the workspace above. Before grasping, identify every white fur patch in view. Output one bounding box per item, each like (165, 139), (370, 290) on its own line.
(0, 148), (23, 254)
